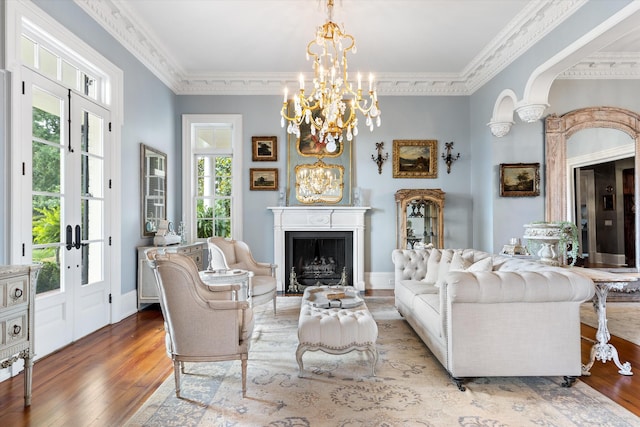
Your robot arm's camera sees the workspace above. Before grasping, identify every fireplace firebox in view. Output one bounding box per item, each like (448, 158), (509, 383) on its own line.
(285, 231), (353, 294)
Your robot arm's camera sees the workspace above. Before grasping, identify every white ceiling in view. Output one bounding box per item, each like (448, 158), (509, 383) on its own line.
(75, 0), (640, 95)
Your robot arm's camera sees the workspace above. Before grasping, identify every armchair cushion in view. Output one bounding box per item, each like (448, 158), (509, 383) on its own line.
(208, 237), (277, 314)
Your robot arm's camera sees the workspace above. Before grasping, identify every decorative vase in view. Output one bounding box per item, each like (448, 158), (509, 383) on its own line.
(523, 222), (571, 266)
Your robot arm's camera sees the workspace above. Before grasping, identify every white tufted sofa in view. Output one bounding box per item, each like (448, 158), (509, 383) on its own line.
(392, 248), (595, 390)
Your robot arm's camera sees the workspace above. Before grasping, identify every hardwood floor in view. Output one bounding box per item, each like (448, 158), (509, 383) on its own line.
(0, 296), (639, 426)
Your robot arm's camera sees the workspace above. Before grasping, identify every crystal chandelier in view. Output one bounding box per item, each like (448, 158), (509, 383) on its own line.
(280, 0), (381, 153)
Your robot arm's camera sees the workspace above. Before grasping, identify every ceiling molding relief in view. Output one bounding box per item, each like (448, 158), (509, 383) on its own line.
(74, 0), (635, 96)
(558, 52), (640, 79)
(463, 0), (587, 93)
(74, 0), (184, 91)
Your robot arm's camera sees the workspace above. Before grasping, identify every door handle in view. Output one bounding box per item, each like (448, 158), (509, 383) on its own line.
(66, 225), (73, 250)
(75, 225), (82, 249)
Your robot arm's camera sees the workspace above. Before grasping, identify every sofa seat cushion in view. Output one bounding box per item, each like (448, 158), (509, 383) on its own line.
(395, 280), (439, 311)
(399, 280), (439, 295)
(413, 293), (442, 338)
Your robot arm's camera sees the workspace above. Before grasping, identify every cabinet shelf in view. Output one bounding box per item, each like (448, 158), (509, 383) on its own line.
(395, 189), (445, 249)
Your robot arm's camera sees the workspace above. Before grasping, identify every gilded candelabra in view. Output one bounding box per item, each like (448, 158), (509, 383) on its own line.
(441, 141), (460, 174)
(371, 142), (388, 174)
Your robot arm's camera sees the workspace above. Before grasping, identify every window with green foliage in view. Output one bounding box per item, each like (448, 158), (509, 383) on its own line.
(196, 155), (232, 238)
(183, 116), (241, 243)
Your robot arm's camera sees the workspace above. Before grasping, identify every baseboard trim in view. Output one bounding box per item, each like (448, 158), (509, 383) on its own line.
(366, 272), (394, 290)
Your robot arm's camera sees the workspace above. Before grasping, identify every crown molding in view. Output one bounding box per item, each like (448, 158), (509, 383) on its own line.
(558, 52), (640, 79)
(462, 0), (587, 93)
(74, 0), (632, 96)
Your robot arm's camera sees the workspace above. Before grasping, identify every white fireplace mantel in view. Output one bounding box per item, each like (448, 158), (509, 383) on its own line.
(268, 206), (371, 291)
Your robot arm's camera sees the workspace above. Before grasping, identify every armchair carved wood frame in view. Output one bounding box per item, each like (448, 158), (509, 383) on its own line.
(146, 249), (254, 398)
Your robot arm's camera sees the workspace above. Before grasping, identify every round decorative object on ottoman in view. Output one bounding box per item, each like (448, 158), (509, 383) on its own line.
(296, 286), (378, 377)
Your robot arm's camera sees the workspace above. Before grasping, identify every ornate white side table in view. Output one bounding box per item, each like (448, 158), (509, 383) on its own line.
(200, 269), (253, 302)
(571, 268), (637, 376)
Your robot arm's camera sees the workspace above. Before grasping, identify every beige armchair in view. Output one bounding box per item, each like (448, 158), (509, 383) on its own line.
(207, 237), (277, 314)
(145, 249), (254, 398)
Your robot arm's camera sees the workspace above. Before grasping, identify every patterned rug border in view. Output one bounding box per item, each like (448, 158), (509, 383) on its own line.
(126, 296), (639, 427)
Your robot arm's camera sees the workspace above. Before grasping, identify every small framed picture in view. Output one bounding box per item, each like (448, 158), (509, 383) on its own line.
(250, 168), (278, 191)
(499, 163), (540, 197)
(392, 140), (438, 178)
(252, 136), (277, 161)
(603, 194), (615, 210)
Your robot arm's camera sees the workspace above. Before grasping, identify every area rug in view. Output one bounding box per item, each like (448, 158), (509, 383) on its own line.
(126, 297), (639, 426)
(581, 302), (640, 346)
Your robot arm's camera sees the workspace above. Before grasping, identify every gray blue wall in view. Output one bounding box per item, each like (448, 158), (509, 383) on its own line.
(468, 0), (633, 253)
(175, 95), (472, 274)
(1, 0), (638, 298)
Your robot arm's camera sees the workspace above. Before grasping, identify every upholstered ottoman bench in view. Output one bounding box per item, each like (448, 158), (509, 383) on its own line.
(296, 286), (378, 377)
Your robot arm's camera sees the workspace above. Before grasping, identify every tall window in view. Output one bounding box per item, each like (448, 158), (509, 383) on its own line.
(182, 115), (243, 242)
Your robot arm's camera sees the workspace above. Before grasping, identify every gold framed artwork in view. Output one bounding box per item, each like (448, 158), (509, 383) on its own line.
(249, 168), (278, 191)
(392, 140), (438, 178)
(286, 99), (353, 206)
(251, 136), (277, 161)
(294, 160), (344, 204)
(499, 163), (540, 197)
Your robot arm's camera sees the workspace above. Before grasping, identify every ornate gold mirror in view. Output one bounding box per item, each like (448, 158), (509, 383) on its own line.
(140, 143), (167, 237)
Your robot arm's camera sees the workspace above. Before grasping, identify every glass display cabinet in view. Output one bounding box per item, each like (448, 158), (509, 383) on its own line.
(395, 189), (445, 249)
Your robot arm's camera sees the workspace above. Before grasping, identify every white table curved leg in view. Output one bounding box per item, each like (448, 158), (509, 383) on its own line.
(582, 282), (633, 376)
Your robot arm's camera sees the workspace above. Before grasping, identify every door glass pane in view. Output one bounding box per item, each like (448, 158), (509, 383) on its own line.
(32, 141), (61, 193)
(32, 86), (64, 295)
(82, 242), (103, 286)
(84, 199), (104, 241)
(83, 156), (104, 198)
(32, 89), (62, 142)
(79, 108), (104, 287)
(83, 111), (104, 156)
(32, 195), (62, 294)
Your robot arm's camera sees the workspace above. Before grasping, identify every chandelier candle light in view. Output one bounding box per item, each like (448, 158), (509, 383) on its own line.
(281, 0), (381, 152)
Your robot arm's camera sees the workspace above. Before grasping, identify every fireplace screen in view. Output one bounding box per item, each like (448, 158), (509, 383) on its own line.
(285, 231), (353, 293)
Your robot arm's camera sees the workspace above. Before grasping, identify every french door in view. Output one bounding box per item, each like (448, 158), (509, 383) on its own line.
(23, 68), (111, 356)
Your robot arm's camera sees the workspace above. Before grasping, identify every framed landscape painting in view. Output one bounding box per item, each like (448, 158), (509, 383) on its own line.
(252, 136), (277, 161)
(392, 140), (438, 178)
(499, 163), (540, 197)
(250, 168), (278, 190)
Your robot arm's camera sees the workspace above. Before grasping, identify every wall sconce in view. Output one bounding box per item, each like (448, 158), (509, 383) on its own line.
(441, 141), (460, 174)
(371, 141), (389, 175)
